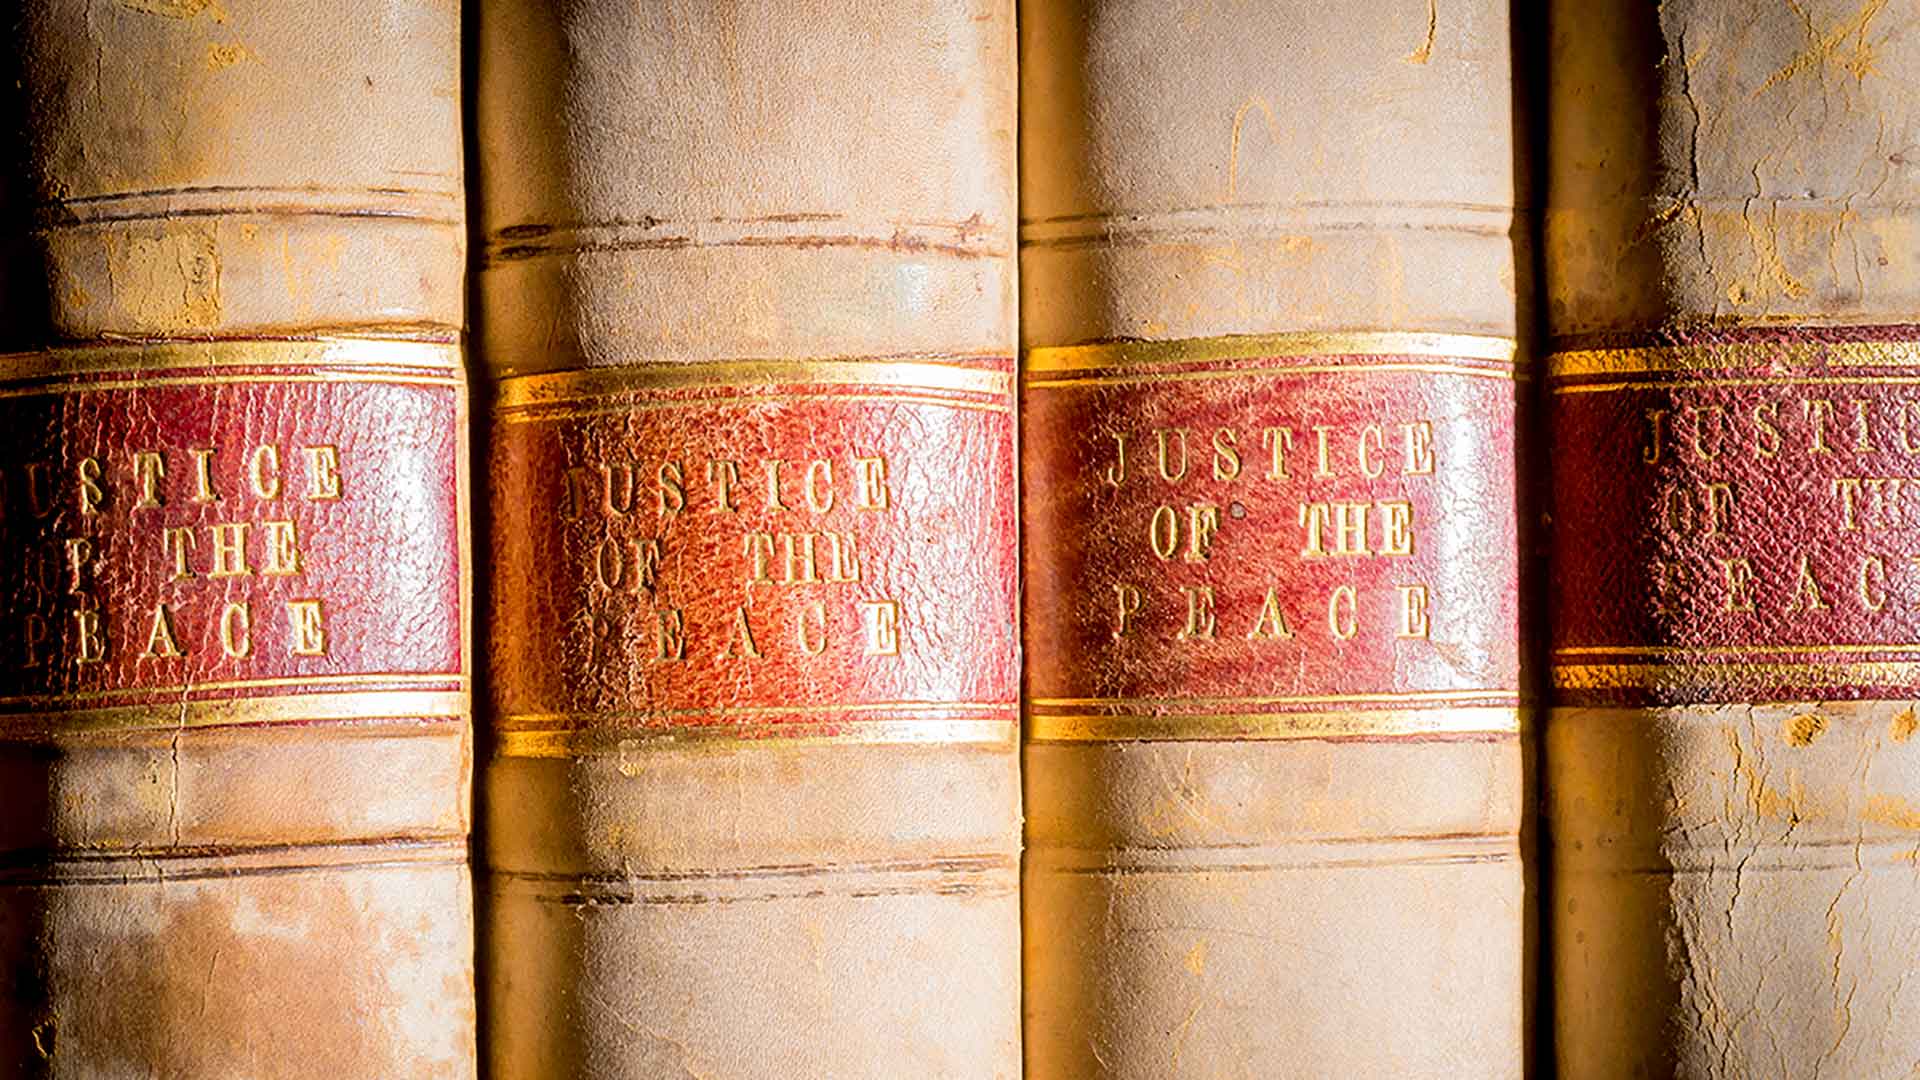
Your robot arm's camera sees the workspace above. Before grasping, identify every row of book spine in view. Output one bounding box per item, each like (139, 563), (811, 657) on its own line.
(0, 1), (1911, 1076)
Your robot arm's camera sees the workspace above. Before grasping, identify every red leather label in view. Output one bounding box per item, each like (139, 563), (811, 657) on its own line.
(0, 342), (468, 730)
(1552, 327), (1920, 705)
(487, 358), (1018, 748)
(1022, 336), (1521, 741)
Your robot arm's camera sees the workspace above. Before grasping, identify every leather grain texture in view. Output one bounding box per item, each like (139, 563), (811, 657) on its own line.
(0, 2), (474, 1075)
(1020, 2), (1526, 1077)
(1545, 2), (1920, 1075)
(474, 2), (1020, 1076)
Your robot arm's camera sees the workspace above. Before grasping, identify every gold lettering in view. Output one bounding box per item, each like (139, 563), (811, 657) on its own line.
(1112, 583), (1143, 639)
(1687, 405), (1723, 461)
(1853, 399), (1877, 453)
(1333, 502), (1369, 556)
(1156, 429), (1190, 482)
(1397, 584), (1431, 638)
(1247, 587), (1294, 641)
(1753, 401), (1781, 458)
(708, 460), (740, 512)
(262, 520), (301, 575)
(862, 599), (901, 656)
(1642, 408), (1669, 465)
(164, 526), (197, 579)
(1328, 585), (1358, 640)
(781, 532), (820, 584)
(796, 601), (828, 656)
(1786, 552), (1829, 612)
(745, 532), (775, 584)
(1718, 557), (1756, 612)
(21, 615), (48, 668)
(1806, 399), (1836, 454)
(1403, 421), (1435, 475)
(1262, 428), (1293, 480)
(656, 609), (687, 661)
(855, 456), (891, 509)
(804, 460), (834, 513)
(303, 445), (342, 500)
(1836, 477), (1864, 531)
(1903, 401), (1920, 454)
(1178, 585), (1216, 641)
(287, 599), (327, 656)
(825, 532), (861, 583)
(24, 463), (53, 518)
(77, 456), (105, 515)
(74, 609), (106, 664)
(1701, 481), (1735, 536)
(1313, 426), (1334, 478)
(764, 459), (789, 511)
(1299, 502), (1333, 558)
(141, 603), (185, 659)
(657, 461), (685, 516)
(219, 602), (252, 658)
(723, 606), (762, 659)
(1185, 504), (1220, 562)
(1150, 505), (1180, 560)
(1212, 429), (1241, 481)
(1358, 425), (1386, 479)
(249, 445), (282, 499)
(209, 523), (251, 578)
(1861, 555), (1888, 612)
(1378, 500), (1415, 557)
(1104, 434), (1129, 487)
(132, 451), (166, 508)
(65, 537), (93, 593)
(190, 448), (221, 502)
(602, 463), (638, 515)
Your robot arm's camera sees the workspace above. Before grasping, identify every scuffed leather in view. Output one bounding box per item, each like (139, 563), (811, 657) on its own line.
(474, 2), (1021, 1076)
(0, 1), (475, 1076)
(1545, 2), (1920, 1076)
(1020, 2), (1526, 1076)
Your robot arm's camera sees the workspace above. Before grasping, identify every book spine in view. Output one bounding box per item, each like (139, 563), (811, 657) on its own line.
(1020, 2), (1525, 1075)
(0, 3), (474, 1074)
(474, 3), (1020, 1075)
(1546, 3), (1920, 1075)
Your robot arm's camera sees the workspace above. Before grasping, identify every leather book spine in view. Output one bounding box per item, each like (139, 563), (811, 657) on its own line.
(0, 3), (474, 1074)
(1547, 2), (1920, 1075)
(474, 3), (1020, 1075)
(1020, 2), (1526, 1075)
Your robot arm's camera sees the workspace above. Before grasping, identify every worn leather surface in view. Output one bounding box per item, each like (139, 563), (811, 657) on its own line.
(1020, 2), (1526, 1076)
(1545, 2), (1920, 1075)
(0, 2), (474, 1075)
(474, 2), (1020, 1076)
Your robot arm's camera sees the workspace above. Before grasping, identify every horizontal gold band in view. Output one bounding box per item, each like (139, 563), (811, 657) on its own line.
(1552, 374), (1920, 396)
(1027, 706), (1522, 743)
(1025, 360), (1521, 390)
(496, 391), (1009, 424)
(494, 357), (1012, 409)
(0, 672), (468, 709)
(1556, 644), (1920, 657)
(1549, 338), (1920, 380)
(0, 337), (462, 383)
(1555, 662), (1920, 693)
(1026, 331), (1519, 373)
(0, 689), (469, 736)
(495, 719), (1018, 756)
(1029, 689), (1516, 709)
(498, 701), (1013, 725)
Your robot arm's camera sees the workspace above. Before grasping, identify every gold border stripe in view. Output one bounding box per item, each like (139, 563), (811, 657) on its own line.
(1549, 339), (1920, 379)
(0, 690), (469, 736)
(497, 392), (1009, 424)
(496, 719), (1017, 755)
(0, 672), (467, 708)
(1027, 331), (1518, 373)
(1552, 374), (1920, 396)
(1024, 360), (1520, 390)
(1555, 662), (1920, 691)
(0, 338), (461, 382)
(495, 358), (1011, 408)
(1028, 706), (1521, 743)
(1029, 689), (1515, 708)
(1556, 644), (1920, 657)
(498, 702), (1013, 725)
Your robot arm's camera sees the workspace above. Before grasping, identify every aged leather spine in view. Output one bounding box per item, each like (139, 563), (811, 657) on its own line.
(474, 3), (1019, 1075)
(1021, 2), (1525, 1075)
(0, 2), (474, 1075)
(1547, 2), (1920, 1075)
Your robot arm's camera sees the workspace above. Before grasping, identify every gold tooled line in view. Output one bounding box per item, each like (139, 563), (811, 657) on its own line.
(493, 358), (1012, 409)
(1552, 375), (1920, 396)
(1028, 689), (1516, 709)
(497, 392), (1011, 424)
(1026, 706), (1521, 743)
(1555, 644), (1920, 657)
(1553, 661), (1920, 691)
(0, 372), (461, 400)
(495, 719), (1018, 756)
(0, 338), (461, 382)
(0, 689), (469, 736)
(0, 672), (468, 708)
(497, 701), (1016, 727)
(1548, 339), (1920, 380)
(1025, 331), (1519, 374)
(1024, 360), (1521, 390)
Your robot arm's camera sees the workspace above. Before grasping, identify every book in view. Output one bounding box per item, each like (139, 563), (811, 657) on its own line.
(1546, 2), (1920, 1074)
(0, 1), (474, 1074)
(1020, 2), (1526, 1074)
(473, 2), (1020, 1074)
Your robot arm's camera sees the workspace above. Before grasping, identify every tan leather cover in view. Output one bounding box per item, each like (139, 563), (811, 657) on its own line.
(0, 2), (474, 1076)
(1020, 2), (1526, 1076)
(474, 2), (1020, 1076)
(1547, 2), (1920, 1076)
